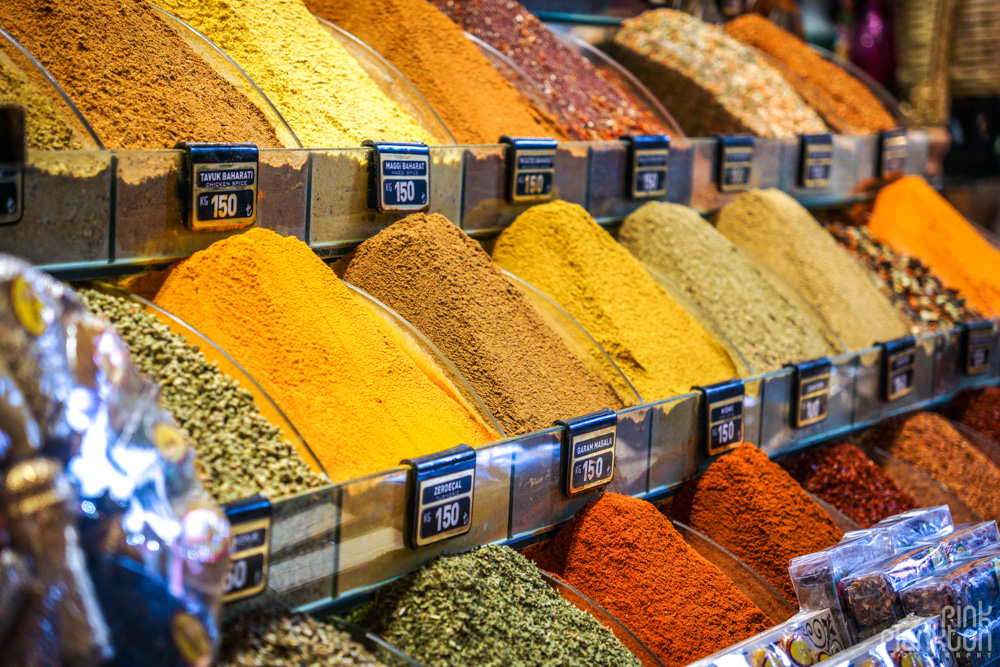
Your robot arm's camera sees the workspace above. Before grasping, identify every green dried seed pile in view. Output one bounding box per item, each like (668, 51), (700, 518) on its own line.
(219, 609), (390, 667)
(350, 544), (643, 667)
(78, 288), (327, 504)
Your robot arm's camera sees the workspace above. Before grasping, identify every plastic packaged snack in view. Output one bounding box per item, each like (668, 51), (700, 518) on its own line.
(0, 254), (229, 666)
(688, 610), (849, 667)
(839, 544), (950, 640)
(789, 533), (896, 640)
(818, 616), (953, 667)
(919, 523), (1000, 565)
(900, 554), (1000, 628)
(845, 507), (954, 550)
(952, 616), (1000, 667)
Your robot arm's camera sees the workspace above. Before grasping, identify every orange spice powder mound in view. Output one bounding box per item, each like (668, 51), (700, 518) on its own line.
(151, 229), (497, 482)
(869, 176), (1000, 317)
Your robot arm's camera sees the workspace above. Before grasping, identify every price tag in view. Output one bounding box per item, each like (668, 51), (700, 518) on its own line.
(0, 105), (25, 226)
(556, 408), (617, 497)
(787, 358), (832, 428)
(717, 135), (754, 193)
(879, 128), (908, 179)
(364, 140), (430, 212)
(502, 136), (557, 204)
(799, 133), (834, 189)
(964, 320), (995, 375)
(695, 379), (745, 457)
(624, 134), (670, 199)
(879, 336), (917, 402)
(179, 143), (258, 232)
(402, 444), (475, 549)
(222, 495), (271, 603)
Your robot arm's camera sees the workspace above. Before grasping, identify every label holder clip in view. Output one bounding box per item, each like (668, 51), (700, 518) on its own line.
(694, 379), (745, 457)
(501, 136), (558, 204)
(556, 408), (617, 497)
(222, 495), (272, 604)
(402, 444), (476, 549)
(364, 140), (431, 213)
(879, 335), (917, 402)
(624, 134), (670, 199)
(717, 135), (754, 193)
(786, 358), (832, 428)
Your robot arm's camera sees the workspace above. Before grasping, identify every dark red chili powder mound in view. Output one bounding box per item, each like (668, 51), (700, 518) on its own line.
(670, 443), (844, 604)
(948, 387), (1000, 445)
(781, 442), (917, 528)
(524, 493), (772, 667)
(432, 0), (669, 141)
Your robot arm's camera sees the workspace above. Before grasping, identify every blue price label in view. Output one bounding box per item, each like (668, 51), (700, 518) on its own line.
(964, 321), (994, 375)
(880, 129), (907, 178)
(880, 336), (917, 402)
(625, 135), (670, 199)
(181, 143), (258, 232)
(718, 136), (754, 193)
(222, 496), (271, 604)
(503, 136), (557, 204)
(800, 134), (833, 189)
(696, 379), (745, 456)
(557, 409), (617, 497)
(403, 445), (476, 548)
(787, 358), (831, 428)
(365, 141), (431, 213)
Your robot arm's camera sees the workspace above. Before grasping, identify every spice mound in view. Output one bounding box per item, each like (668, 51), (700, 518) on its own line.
(619, 201), (840, 372)
(156, 0), (438, 147)
(869, 176), (1000, 317)
(304, 0), (564, 144)
(782, 442), (917, 528)
(822, 214), (979, 331)
(0, 0), (282, 149)
(149, 228), (496, 483)
(671, 443), (844, 603)
(716, 189), (910, 350)
(724, 14), (896, 134)
(492, 200), (739, 401)
(350, 544), (643, 667)
(218, 609), (389, 667)
(948, 388), (1000, 445)
(613, 9), (826, 137)
(862, 412), (1000, 521)
(337, 213), (623, 437)
(432, 0), (669, 141)
(77, 288), (327, 504)
(525, 493), (773, 667)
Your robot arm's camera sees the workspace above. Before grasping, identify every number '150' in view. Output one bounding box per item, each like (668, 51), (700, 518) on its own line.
(211, 193), (239, 218)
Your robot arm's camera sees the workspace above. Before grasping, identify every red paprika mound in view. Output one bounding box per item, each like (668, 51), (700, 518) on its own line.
(781, 442), (917, 528)
(670, 443), (843, 604)
(524, 493), (772, 667)
(948, 387), (1000, 445)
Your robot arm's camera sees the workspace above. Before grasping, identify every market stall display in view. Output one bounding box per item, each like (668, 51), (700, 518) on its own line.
(716, 189), (911, 350)
(492, 200), (740, 401)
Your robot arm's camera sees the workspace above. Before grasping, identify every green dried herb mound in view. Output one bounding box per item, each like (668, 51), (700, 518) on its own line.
(352, 544), (643, 667)
(219, 609), (390, 667)
(77, 288), (327, 504)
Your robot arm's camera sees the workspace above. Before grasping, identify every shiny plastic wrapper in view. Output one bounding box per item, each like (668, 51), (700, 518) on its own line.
(952, 616), (1000, 667)
(0, 254), (230, 667)
(900, 554), (1000, 629)
(839, 545), (951, 640)
(819, 616), (954, 667)
(917, 523), (1000, 565)
(845, 507), (955, 550)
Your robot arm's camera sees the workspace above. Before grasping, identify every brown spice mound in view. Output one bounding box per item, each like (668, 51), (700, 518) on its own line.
(337, 213), (623, 436)
(863, 412), (1000, 522)
(671, 443), (844, 603)
(725, 14), (896, 134)
(525, 493), (772, 667)
(782, 442), (917, 528)
(948, 388), (1000, 446)
(0, 0), (282, 149)
(303, 0), (565, 144)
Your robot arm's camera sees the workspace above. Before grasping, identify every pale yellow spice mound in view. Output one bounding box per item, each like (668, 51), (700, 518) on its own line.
(492, 201), (739, 401)
(155, 0), (438, 148)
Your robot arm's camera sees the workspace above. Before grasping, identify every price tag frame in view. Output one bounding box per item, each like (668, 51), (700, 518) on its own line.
(402, 444), (476, 549)
(556, 408), (618, 498)
(364, 140), (431, 213)
(717, 135), (754, 193)
(963, 320), (995, 376)
(179, 142), (259, 232)
(879, 335), (917, 402)
(879, 128), (908, 179)
(624, 134), (670, 199)
(695, 379), (745, 457)
(222, 495), (272, 604)
(786, 358), (832, 429)
(799, 133), (834, 189)
(501, 136), (558, 204)
(0, 105), (26, 226)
